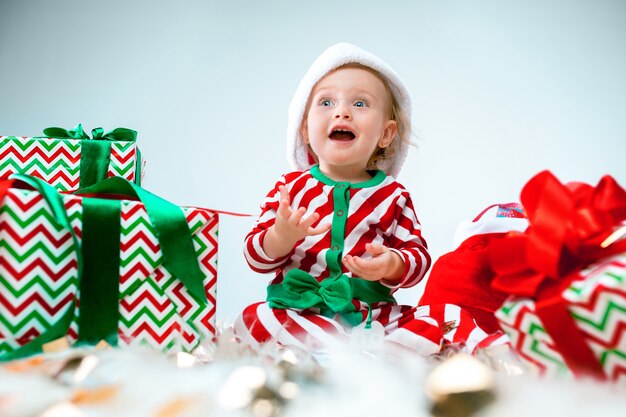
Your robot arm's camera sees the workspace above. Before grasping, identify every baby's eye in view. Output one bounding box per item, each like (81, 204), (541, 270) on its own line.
(354, 100), (368, 108)
(320, 99), (333, 107)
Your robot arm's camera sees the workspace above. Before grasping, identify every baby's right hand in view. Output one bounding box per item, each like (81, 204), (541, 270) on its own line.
(274, 185), (330, 244)
(262, 185), (330, 259)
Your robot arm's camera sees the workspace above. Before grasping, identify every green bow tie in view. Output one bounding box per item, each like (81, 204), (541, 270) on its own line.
(267, 268), (396, 327)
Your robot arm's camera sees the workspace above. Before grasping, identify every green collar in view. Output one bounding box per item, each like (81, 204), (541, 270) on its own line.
(310, 165), (387, 188)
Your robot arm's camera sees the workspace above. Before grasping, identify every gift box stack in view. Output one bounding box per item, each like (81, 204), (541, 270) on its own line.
(0, 124), (218, 360)
(489, 171), (626, 383)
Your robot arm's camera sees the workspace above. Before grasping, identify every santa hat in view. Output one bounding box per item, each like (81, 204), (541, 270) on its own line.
(452, 203), (529, 249)
(420, 203), (529, 334)
(286, 42), (412, 178)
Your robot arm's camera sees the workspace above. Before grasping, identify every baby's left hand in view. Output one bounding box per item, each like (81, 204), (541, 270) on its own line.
(342, 243), (405, 284)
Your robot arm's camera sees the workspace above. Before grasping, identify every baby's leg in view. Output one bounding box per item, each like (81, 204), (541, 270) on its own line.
(234, 301), (349, 351)
(369, 304), (443, 356)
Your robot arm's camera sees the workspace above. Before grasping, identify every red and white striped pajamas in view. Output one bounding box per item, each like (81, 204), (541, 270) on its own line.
(237, 167), (506, 355)
(236, 301), (444, 355)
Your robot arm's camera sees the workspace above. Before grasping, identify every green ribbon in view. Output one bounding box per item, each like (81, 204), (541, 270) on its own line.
(42, 123), (139, 188)
(75, 177), (208, 305)
(43, 123), (137, 142)
(73, 177), (207, 346)
(0, 174), (82, 361)
(77, 198), (122, 346)
(267, 269), (395, 327)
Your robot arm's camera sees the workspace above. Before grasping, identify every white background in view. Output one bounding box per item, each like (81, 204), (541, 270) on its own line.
(1, 0), (624, 322)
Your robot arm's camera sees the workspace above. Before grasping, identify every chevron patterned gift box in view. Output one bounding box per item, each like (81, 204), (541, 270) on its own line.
(0, 124), (144, 192)
(489, 170), (626, 383)
(496, 254), (626, 383)
(0, 176), (217, 359)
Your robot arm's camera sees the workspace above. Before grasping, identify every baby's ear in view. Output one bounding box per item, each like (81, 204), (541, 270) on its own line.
(379, 120), (398, 148)
(300, 122), (309, 144)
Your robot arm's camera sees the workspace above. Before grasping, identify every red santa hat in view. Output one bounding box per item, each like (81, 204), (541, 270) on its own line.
(452, 203), (529, 248)
(420, 203), (529, 333)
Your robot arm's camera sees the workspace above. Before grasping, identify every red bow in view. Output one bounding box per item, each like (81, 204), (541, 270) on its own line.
(491, 171), (626, 297)
(489, 170), (626, 380)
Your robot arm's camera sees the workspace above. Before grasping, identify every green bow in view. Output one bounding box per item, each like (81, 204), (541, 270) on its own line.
(271, 269), (355, 313)
(267, 269), (396, 326)
(42, 123), (139, 188)
(43, 123), (137, 142)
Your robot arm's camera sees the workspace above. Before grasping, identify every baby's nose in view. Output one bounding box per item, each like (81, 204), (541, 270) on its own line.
(333, 104), (352, 119)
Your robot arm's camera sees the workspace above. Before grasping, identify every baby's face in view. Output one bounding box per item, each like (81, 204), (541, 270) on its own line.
(303, 66), (397, 179)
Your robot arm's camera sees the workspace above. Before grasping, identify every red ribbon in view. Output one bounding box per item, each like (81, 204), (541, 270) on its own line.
(490, 170), (626, 380)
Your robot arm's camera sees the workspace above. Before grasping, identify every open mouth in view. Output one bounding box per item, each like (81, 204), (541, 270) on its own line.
(329, 129), (356, 141)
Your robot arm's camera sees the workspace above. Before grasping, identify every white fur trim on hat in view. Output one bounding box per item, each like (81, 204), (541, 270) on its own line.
(287, 42), (412, 178)
(452, 203), (529, 249)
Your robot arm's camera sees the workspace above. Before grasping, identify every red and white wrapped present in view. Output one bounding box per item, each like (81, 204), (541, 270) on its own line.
(0, 175), (217, 359)
(0, 124), (144, 192)
(490, 170), (626, 383)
